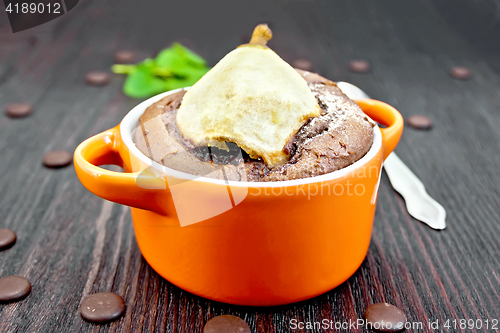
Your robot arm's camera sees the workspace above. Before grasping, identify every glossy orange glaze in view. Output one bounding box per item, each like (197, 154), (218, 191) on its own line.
(74, 98), (403, 306)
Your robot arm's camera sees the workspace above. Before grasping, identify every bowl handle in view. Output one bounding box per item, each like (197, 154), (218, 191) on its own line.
(74, 126), (168, 215)
(356, 99), (404, 160)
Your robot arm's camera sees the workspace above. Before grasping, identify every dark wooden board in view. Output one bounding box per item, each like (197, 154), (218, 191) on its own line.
(1, 0), (499, 332)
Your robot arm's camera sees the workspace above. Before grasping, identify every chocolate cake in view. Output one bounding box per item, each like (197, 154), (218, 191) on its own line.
(134, 70), (375, 182)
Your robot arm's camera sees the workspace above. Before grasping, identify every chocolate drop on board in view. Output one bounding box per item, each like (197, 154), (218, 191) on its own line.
(0, 276), (31, 302)
(42, 150), (73, 168)
(203, 315), (251, 333)
(114, 50), (136, 64)
(450, 66), (471, 80)
(348, 60), (371, 73)
(365, 302), (406, 332)
(5, 103), (33, 118)
(85, 71), (111, 86)
(406, 115), (433, 130)
(0, 228), (16, 250)
(80, 292), (126, 323)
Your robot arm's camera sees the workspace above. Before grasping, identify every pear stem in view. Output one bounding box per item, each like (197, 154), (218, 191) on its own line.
(249, 24), (273, 46)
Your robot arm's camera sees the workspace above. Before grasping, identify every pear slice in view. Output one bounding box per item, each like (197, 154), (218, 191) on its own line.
(176, 24), (321, 168)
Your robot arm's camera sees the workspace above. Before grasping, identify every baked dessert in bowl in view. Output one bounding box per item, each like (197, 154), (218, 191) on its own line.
(74, 24), (403, 306)
(134, 69), (375, 182)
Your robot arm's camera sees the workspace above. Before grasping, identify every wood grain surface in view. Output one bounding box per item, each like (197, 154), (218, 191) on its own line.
(1, 0), (499, 332)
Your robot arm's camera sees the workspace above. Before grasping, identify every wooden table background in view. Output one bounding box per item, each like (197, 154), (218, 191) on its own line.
(1, 0), (500, 332)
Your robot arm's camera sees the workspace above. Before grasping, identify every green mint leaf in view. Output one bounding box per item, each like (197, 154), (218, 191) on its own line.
(164, 77), (191, 91)
(164, 67), (209, 90)
(115, 44), (210, 98)
(123, 65), (167, 98)
(167, 65), (210, 79)
(172, 42), (207, 68)
(180, 66), (210, 82)
(155, 48), (186, 71)
(153, 67), (173, 77)
(111, 64), (136, 74)
(155, 43), (208, 76)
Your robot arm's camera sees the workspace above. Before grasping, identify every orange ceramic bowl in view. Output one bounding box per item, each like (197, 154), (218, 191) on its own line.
(74, 88), (403, 306)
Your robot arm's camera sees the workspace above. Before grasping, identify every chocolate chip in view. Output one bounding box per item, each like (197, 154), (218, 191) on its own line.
(450, 66), (471, 80)
(85, 71), (111, 86)
(365, 303), (406, 332)
(114, 50), (136, 64)
(203, 315), (251, 333)
(406, 115), (433, 130)
(80, 292), (126, 323)
(292, 58), (314, 71)
(5, 103), (33, 118)
(0, 229), (16, 250)
(42, 150), (73, 168)
(348, 60), (371, 73)
(0, 276), (31, 302)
